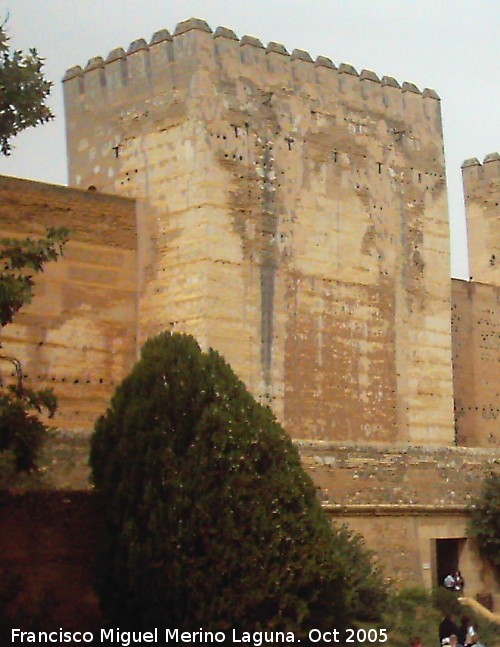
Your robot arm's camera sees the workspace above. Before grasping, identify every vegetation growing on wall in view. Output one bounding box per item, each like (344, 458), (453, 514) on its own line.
(90, 332), (387, 633)
(468, 470), (500, 569)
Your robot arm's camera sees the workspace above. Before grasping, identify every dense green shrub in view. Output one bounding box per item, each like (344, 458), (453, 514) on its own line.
(91, 332), (386, 633)
(380, 586), (498, 647)
(468, 471), (500, 570)
(431, 586), (462, 616)
(382, 587), (441, 647)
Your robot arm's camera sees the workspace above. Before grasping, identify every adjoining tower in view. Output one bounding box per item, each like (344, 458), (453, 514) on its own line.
(452, 153), (500, 447)
(63, 18), (455, 445)
(462, 153), (500, 286)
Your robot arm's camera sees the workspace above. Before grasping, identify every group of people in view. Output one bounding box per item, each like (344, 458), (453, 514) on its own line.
(444, 571), (465, 593)
(439, 614), (485, 647)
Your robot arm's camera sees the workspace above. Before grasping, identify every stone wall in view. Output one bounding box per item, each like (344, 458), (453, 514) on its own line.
(0, 429), (93, 491)
(9, 434), (499, 502)
(1, 471), (498, 620)
(63, 18), (454, 446)
(298, 441), (499, 505)
(0, 176), (138, 430)
(452, 279), (500, 447)
(299, 441), (500, 598)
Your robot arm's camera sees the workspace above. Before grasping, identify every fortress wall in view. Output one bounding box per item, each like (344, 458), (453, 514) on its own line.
(5, 443), (497, 602)
(0, 491), (495, 624)
(63, 19), (454, 445)
(298, 442), (498, 506)
(462, 154), (500, 286)
(452, 279), (499, 447)
(0, 176), (137, 430)
(13, 432), (499, 501)
(300, 441), (500, 595)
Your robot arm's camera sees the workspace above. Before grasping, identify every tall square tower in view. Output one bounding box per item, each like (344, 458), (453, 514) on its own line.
(63, 19), (454, 445)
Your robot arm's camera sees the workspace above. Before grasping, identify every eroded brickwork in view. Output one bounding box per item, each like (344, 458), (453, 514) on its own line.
(298, 441), (498, 505)
(0, 176), (137, 430)
(63, 19), (454, 445)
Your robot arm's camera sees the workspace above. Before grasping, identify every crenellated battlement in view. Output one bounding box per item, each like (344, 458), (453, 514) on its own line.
(63, 17), (440, 124)
(462, 152), (500, 183)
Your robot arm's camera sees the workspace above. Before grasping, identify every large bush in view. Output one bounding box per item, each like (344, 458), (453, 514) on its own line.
(91, 332), (386, 633)
(382, 587), (442, 647)
(380, 587), (498, 647)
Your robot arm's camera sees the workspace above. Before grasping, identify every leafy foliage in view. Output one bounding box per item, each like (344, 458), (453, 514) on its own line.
(0, 23), (53, 155)
(468, 471), (500, 569)
(432, 586), (462, 616)
(382, 587), (441, 647)
(431, 586), (462, 616)
(330, 524), (388, 623)
(0, 228), (68, 471)
(379, 587), (498, 647)
(91, 332), (387, 633)
(0, 228), (68, 326)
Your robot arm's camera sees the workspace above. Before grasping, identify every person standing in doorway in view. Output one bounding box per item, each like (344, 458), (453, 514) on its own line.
(454, 571), (465, 593)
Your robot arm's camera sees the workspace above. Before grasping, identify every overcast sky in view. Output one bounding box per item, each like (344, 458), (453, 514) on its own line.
(1, 1), (499, 279)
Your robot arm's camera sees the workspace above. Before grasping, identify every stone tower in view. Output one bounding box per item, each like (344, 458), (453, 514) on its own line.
(452, 153), (500, 447)
(63, 18), (455, 445)
(462, 153), (500, 286)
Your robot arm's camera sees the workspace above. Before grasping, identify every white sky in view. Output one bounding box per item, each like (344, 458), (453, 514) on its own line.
(1, 0), (499, 279)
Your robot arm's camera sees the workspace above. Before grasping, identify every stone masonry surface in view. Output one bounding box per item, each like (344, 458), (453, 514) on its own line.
(0, 175), (138, 430)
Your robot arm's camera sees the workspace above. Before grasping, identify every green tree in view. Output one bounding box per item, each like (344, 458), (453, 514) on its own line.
(0, 227), (68, 470)
(91, 332), (386, 634)
(0, 22), (53, 155)
(468, 471), (500, 569)
(0, 22), (66, 471)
